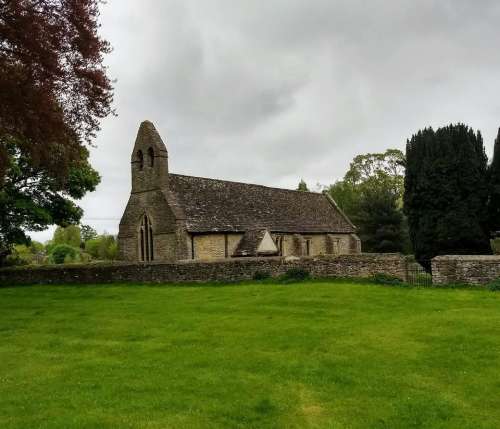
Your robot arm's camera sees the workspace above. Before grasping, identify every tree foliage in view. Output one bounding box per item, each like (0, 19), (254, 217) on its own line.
(296, 179), (309, 192)
(53, 225), (81, 248)
(0, 143), (99, 260)
(80, 224), (98, 243)
(328, 149), (408, 253)
(355, 178), (406, 253)
(4, 241), (44, 265)
(0, 0), (113, 261)
(488, 128), (500, 234)
(84, 234), (117, 260)
(344, 149), (405, 196)
(404, 124), (491, 269)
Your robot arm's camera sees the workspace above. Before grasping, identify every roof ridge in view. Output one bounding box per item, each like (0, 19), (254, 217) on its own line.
(169, 172), (324, 196)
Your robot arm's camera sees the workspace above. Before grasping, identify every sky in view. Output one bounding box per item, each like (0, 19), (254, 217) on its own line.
(30, 0), (500, 242)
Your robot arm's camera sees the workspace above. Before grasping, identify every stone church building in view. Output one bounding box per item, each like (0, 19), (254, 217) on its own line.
(118, 121), (361, 262)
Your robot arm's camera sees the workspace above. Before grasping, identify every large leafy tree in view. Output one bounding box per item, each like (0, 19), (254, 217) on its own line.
(328, 149), (408, 252)
(404, 124), (491, 270)
(344, 149), (405, 196)
(0, 0), (113, 262)
(488, 128), (500, 235)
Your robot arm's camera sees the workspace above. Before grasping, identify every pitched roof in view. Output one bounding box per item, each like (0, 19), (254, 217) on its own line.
(167, 174), (355, 234)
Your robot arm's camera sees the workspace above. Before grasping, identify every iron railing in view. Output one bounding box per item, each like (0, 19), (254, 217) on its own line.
(406, 260), (432, 286)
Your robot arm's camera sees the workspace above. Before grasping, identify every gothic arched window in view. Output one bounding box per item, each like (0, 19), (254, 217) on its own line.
(147, 147), (154, 167)
(139, 214), (154, 262)
(137, 150), (144, 170)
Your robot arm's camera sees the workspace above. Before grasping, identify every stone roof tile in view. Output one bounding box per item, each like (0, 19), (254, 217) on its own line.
(167, 174), (355, 234)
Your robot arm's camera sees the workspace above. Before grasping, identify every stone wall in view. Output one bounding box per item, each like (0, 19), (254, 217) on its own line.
(432, 255), (500, 285)
(0, 253), (406, 286)
(193, 234), (226, 259)
(184, 232), (359, 261)
(272, 233), (355, 257)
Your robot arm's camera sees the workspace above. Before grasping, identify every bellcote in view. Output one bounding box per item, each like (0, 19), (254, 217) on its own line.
(131, 121), (169, 193)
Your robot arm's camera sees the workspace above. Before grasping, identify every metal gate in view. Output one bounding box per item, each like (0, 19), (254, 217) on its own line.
(406, 260), (432, 286)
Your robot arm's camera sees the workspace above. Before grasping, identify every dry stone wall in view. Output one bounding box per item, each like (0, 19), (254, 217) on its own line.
(0, 254), (406, 286)
(432, 255), (500, 285)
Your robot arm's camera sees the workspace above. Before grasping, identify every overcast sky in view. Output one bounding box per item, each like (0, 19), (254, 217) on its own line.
(30, 0), (500, 242)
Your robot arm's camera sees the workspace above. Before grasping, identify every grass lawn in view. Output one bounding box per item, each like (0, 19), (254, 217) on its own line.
(1, 281), (500, 429)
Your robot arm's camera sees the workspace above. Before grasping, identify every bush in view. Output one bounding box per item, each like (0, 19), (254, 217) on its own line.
(487, 278), (500, 291)
(50, 244), (78, 264)
(372, 272), (403, 285)
(491, 238), (500, 255)
(4, 243), (46, 266)
(253, 270), (271, 280)
(280, 268), (310, 282)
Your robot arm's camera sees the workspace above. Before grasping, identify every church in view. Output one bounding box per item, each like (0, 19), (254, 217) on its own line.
(118, 121), (361, 262)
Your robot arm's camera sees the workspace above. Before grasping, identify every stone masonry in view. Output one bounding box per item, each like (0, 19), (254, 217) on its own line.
(118, 121), (362, 263)
(432, 255), (500, 285)
(0, 254), (406, 286)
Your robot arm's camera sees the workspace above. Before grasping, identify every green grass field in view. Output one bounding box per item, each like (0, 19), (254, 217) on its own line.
(1, 281), (500, 429)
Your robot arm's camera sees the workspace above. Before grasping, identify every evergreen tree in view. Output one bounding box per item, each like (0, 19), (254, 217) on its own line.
(297, 179), (309, 192)
(488, 128), (500, 235)
(404, 124), (491, 270)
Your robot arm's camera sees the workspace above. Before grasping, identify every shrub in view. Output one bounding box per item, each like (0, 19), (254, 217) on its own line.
(372, 272), (403, 285)
(487, 278), (500, 291)
(50, 244), (78, 264)
(491, 238), (500, 255)
(280, 268), (310, 282)
(4, 243), (46, 266)
(253, 270), (271, 280)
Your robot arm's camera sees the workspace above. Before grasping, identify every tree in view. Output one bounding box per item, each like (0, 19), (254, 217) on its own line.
(356, 179), (405, 252)
(297, 179), (309, 192)
(84, 234), (117, 260)
(80, 224), (98, 243)
(344, 149), (405, 197)
(327, 149), (409, 253)
(404, 124), (491, 270)
(0, 0), (113, 263)
(0, 147), (99, 263)
(52, 225), (81, 248)
(488, 128), (500, 235)
(327, 179), (361, 218)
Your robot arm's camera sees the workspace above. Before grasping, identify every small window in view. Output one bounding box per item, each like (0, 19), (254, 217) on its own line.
(139, 214), (154, 262)
(275, 235), (284, 256)
(137, 150), (144, 170)
(147, 147), (154, 167)
(305, 239), (311, 256)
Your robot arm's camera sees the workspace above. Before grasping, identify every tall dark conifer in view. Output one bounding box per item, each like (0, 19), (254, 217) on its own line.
(488, 128), (500, 235)
(404, 124), (491, 270)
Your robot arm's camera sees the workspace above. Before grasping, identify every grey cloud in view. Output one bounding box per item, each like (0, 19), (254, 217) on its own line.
(28, 0), (500, 242)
